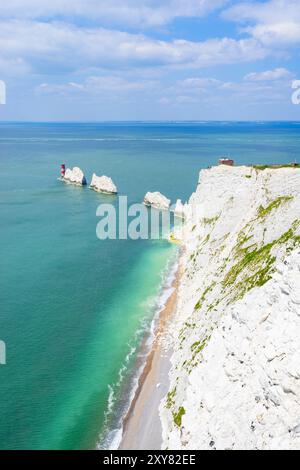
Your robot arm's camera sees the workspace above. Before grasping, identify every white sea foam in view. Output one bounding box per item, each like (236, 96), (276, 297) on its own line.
(106, 386), (116, 418)
(97, 252), (179, 450)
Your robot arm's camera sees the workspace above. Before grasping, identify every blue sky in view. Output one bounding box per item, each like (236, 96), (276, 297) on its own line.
(1, 0), (300, 121)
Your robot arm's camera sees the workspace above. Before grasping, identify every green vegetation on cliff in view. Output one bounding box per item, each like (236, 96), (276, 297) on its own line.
(223, 220), (300, 302)
(257, 196), (293, 219)
(173, 407), (185, 427)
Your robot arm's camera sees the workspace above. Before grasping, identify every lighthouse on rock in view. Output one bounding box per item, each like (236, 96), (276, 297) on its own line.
(61, 164), (66, 179)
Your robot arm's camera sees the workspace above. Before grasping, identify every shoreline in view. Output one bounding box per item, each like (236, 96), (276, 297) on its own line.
(119, 251), (182, 450)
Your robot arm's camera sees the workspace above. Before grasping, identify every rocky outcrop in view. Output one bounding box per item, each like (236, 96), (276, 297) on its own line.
(173, 199), (187, 219)
(63, 167), (87, 186)
(160, 165), (300, 450)
(144, 192), (171, 211)
(90, 174), (118, 194)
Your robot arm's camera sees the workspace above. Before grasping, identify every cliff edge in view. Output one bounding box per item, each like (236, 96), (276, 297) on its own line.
(160, 165), (300, 450)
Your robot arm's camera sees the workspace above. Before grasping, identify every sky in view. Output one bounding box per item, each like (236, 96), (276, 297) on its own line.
(1, 0), (300, 121)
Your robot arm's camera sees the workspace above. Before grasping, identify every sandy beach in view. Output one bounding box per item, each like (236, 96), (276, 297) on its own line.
(119, 256), (182, 450)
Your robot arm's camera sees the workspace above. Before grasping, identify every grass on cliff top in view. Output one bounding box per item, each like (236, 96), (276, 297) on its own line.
(253, 163), (300, 170)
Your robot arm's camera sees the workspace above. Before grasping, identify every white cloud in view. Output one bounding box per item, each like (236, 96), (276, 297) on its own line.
(37, 82), (85, 94)
(175, 95), (196, 104)
(0, 0), (228, 27)
(244, 67), (293, 81)
(178, 77), (222, 88)
(223, 0), (300, 24)
(0, 57), (30, 76)
(36, 67), (294, 110)
(223, 0), (300, 46)
(246, 22), (300, 46)
(159, 71), (293, 108)
(86, 76), (156, 92)
(158, 97), (171, 105)
(37, 76), (157, 95)
(160, 76), (222, 101)
(0, 20), (267, 75)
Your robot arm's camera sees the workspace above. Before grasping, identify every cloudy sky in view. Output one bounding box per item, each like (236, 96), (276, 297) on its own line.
(1, 0), (300, 121)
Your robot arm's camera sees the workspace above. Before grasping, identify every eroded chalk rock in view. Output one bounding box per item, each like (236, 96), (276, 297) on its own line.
(144, 191), (171, 210)
(90, 174), (118, 194)
(63, 167), (87, 186)
(174, 199), (187, 219)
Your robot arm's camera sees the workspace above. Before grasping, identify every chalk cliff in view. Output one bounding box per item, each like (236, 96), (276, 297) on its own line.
(90, 174), (118, 194)
(160, 165), (300, 450)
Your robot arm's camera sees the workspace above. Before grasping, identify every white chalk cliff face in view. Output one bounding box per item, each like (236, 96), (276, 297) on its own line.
(160, 165), (300, 450)
(90, 174), (118, 194)
(144, 191), (171, 210)
(63, 167), (86, 186)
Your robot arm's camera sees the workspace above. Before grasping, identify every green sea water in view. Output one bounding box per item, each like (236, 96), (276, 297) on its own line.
(0, 122), (299, 449)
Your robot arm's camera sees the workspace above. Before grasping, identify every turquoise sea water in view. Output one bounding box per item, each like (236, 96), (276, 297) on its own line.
(0, 122), (299, 449)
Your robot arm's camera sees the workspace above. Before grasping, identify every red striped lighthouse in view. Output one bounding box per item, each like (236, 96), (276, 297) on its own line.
(61, 164), (66, 178)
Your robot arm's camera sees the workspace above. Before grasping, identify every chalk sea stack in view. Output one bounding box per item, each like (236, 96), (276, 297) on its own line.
(90, 174), (118, 194)
(143, 191), (171, 211)
(63, 167), (87, 186)
(173, 199), (187, 219)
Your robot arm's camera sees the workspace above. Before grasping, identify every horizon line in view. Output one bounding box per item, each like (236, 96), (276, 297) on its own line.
(1, 119), (300, 124)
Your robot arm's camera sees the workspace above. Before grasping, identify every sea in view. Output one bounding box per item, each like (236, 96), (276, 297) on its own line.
(0, 121), (299, 449)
